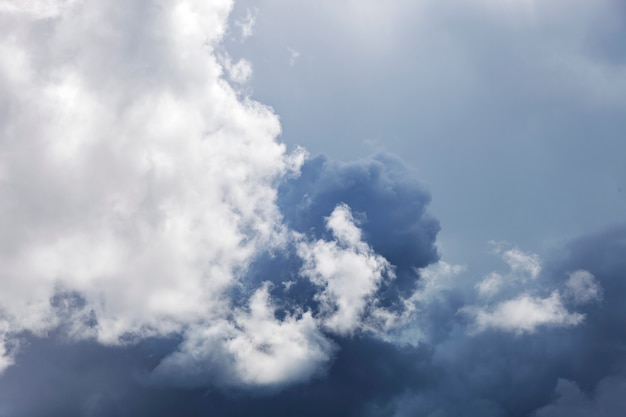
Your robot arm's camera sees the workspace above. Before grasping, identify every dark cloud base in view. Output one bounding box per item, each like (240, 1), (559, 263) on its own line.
(0, 334), (434, 417)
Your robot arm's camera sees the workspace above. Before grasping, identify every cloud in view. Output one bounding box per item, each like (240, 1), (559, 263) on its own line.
(2, 0), (626, 416)
(499, 246), (542, 280)
(533, 377), (626, 417)
(0, 0), (302, 375)
(151, 283), (335, 388)
(278, 153), (440, 306)
(220, 55), (253, 84)
(0, 331), (437, 417)
(0, 0), (80, 18)
(476, 245), (543, 299)
(298, 204), (395, 335)
(390, 225), (626, 417)
(234, 6), (257, 41)
(0, 0), (443, 391)
(564, 270), (603, 305)
(228, 0), (626, 276)
(412, 261), (466, 305)
(377, 261), (466, 346)
(476, 272), (505, 298)
(468, 245), (600, 335)
(127, 149), (441, 390)
(470, 291), (584, 334)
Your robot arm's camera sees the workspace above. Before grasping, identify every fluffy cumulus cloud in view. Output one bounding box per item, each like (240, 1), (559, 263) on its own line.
(467, 245), (602, 335)
(1, 0), (626, 416)
(0, 0), (440, 394)
(298, 204), (395, 335)
(0, 0), (306, 376)
(151, 283), (335, 388)
(470, 291), (584, 334)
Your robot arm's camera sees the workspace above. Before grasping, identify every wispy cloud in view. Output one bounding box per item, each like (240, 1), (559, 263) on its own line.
(234, 7), (257, 42)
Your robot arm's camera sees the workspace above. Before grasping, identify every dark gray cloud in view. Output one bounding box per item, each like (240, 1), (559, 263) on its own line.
(534, 377), (626, 417)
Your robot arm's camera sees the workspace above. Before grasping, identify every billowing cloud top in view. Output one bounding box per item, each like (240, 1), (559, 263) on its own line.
(0, 0), (297, 368)
(0, 0), (440, 389)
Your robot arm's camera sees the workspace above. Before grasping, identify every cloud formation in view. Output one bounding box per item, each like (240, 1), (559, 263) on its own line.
(466, 245), (602, 335)
(298, 204), (395, 335)
(0, 0), (312, 382)
(151, 283), (335, 388)
(470, 291), (584, 334)
(1, 1), (625, 416)
(1, 225), (624, 417)
(278, 154), (440, 306)
(0, 0), (442, 393)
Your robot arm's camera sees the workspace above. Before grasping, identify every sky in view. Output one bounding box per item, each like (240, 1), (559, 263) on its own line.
(0, 0), (624, 416)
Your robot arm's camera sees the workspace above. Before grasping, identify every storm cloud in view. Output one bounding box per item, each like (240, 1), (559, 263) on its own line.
(1, 0), (625, 416)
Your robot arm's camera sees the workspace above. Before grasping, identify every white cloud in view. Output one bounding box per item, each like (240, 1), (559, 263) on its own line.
(564, 270), (602, 305)
(298, 204), (394, 335)
(225, 285), (334, 386)
(411, 261), (466, 305)
(153, 284), (335, 388)
(491, 242), (542, 280)
(474, 244), (542, 298)
(470, 291), (584, 334)
(467, 245), (603, 334)
(375, 261), (466, 345)
(0, 0), (304, 376)
(221, 55), (253, 84)
(503, 248), (542, 279)
(476, 272), (504, 298)
(234, 7), (257, 41)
